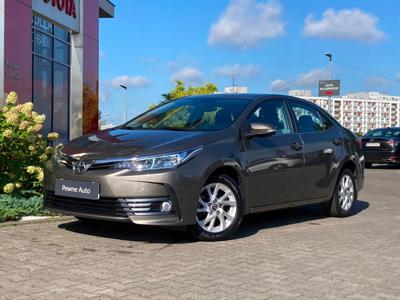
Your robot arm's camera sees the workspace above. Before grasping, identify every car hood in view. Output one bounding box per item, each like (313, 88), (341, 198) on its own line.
(61, 128), (222, 160)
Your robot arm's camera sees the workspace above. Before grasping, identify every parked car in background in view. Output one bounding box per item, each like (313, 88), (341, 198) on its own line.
(44, 94), (364, 241)
(361, 127), (400, 167)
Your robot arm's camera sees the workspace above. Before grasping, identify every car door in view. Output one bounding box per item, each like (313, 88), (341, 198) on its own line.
(287, 100), (345, 200)
(244, 99), (304, 208)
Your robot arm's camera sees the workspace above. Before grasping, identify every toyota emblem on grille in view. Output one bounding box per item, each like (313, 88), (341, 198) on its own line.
(72, 161), (91, 174)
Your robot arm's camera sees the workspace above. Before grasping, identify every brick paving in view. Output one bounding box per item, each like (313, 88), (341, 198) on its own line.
(1, 167), (400, 299)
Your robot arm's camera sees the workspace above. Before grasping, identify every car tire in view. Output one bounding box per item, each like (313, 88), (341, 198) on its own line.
(365, 162), (372, 168)
(187, 174), (244, 241)
(326, 169), (357, 217)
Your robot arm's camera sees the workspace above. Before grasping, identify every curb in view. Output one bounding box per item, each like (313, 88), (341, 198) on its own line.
(0, 216), (75, 228)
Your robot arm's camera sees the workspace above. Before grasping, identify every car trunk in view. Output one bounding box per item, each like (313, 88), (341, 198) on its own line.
(362, 138), (396, 152)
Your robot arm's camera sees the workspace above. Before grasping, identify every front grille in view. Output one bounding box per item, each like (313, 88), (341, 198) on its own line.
(45, 193), (174, 218)
(45, 192), (133, 218)
(58, 154), (116, 171)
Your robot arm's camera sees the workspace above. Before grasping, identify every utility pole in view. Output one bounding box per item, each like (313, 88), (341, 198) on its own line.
(324, 52), (333, 114)
(119, 84), (128, 123)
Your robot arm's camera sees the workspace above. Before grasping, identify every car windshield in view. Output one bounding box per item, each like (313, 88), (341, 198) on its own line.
(364, 128), (400, 138)
(125, 97), (250, 131)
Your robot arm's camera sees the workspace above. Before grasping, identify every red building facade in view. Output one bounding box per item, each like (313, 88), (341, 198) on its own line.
(0, 0), (114, 143)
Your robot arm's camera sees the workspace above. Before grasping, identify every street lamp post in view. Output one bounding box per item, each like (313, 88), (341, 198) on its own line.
(119, 84), (128, 123)
(324, 52), (333, 114)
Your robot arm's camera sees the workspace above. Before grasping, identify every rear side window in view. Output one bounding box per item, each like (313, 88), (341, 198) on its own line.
(248, 100), (293, 135)
(289, 101), (333, 133)
(389, 129), (400, 137)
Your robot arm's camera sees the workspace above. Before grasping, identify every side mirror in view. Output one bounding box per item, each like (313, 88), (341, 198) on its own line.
(246, 123), (277, 138)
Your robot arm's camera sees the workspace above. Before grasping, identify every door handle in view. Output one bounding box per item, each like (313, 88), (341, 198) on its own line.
(290, 142), (303, 151)
(332, 138), (342, 146)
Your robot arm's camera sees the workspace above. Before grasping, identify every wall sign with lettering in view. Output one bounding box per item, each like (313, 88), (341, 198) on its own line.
(32, 0), (80, 33)
(6, 60), (21, 81)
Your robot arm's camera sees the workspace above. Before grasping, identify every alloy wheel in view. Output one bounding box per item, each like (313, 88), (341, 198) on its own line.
(338, 174), (354, 211)
(196, 183), (237, 233)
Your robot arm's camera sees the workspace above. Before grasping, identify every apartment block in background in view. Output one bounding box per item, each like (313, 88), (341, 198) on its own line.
(290, 91), (400, 134)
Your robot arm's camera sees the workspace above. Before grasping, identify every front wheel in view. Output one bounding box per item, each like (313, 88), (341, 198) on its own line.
(187, 175), (244, 241)
(326, 169), (357, 217)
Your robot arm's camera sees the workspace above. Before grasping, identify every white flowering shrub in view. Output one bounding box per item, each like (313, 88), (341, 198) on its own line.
(0, 92), (60, 194)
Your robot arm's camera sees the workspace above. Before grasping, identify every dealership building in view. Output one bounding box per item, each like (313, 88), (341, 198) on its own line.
(0, 0), (114, 143)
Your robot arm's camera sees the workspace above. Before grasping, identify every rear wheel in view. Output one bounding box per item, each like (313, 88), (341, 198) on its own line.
(188, 175), (244, 241)
(327, 169), (357, 217)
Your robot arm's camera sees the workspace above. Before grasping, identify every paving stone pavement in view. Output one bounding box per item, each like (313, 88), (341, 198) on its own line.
(1, 167), (400, 299)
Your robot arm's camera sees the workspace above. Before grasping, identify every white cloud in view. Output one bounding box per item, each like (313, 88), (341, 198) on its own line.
(364, 76), (391, 90)
(269, 68), (328, 92)
(396, 73), (400, 81)
(269, 79), (288, 92)
(110, 75), (151, 89)
(99, 50), (105, 60)
(171, 66), (204, 85)
(208, 0), (285, 49)
(303, 8), (385, 43)
(297, 68), (328, 88)
(214, 64), (261, 78)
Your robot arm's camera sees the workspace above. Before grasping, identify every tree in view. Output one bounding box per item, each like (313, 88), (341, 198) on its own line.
(149, 80), (218, 109)
(162, 80), (218, 102)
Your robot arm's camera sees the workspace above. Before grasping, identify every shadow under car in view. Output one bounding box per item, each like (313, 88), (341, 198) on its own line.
(58, 200), (369, 242)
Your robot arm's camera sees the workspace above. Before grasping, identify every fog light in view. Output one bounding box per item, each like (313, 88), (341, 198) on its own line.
(161, 201), (172, 212)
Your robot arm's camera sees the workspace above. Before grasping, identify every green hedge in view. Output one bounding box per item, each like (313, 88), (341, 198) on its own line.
(0, 191), (53, 223)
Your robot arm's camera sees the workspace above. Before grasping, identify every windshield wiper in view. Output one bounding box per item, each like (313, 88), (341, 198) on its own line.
(123, 126), (189, 131)
(159, 127), (189, 131)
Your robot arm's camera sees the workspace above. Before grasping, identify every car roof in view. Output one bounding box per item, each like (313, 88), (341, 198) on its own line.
(185, 93), (300, 101)
(184, 94), (319, 108)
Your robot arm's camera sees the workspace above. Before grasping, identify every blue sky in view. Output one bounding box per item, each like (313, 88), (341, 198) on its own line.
(99, 0), (400, 125)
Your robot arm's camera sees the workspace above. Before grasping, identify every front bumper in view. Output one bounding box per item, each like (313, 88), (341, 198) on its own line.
(44, 158), (205, 226)
(44, 192), (180, 225)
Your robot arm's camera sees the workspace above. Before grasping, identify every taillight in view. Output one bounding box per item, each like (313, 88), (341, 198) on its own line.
(387, 139), (395, 146)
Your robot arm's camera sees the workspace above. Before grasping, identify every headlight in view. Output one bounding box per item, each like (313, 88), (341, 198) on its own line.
(113, 147), (203, 171)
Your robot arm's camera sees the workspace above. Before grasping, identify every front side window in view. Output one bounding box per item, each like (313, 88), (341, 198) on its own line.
(289, 102), (332, 133)
(126, 97), (250, 131)
(247, 100), (293, 135)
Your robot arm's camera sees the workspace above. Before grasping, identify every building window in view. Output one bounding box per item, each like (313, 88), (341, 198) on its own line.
(32, 15), (71, 143)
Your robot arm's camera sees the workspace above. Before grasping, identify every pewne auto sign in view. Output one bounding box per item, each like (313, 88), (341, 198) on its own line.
(33, 0), (80, 33)
(318, 80), (340, 97)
